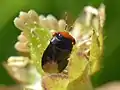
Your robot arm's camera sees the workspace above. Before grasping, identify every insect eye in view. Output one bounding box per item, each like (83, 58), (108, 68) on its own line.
(58, 33), (62, 36)
(57, 34), (63, 39)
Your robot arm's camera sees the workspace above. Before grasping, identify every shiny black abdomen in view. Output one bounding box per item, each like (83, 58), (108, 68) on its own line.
(42, 33), (73, 72)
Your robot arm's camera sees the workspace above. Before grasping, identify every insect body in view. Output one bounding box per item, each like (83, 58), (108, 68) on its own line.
(42, 32), (75, 73)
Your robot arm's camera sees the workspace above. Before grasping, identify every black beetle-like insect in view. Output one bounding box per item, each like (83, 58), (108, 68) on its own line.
(42, 32), (75, 73)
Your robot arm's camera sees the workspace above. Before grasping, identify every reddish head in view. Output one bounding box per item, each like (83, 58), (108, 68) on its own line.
(52, 32), (76, 45)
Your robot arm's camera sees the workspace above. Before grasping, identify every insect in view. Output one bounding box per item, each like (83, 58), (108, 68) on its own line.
(42, 31), (75, 73)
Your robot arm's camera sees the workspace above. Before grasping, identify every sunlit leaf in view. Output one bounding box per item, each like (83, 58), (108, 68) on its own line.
(89, 30), (101, 75)
(67, 65), (93, 90)
(68, 46), (88, 82)
(27, 27), (52, 75)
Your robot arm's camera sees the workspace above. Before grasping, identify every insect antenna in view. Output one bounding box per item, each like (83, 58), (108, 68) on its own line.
(64, 12), (69, 31)
(63, 12), (75, 32)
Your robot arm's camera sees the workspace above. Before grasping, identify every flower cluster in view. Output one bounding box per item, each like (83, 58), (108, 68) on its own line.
(4, 4), (105, 90)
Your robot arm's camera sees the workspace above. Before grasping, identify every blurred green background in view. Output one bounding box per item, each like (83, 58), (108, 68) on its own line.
(0, 0), (120, 88)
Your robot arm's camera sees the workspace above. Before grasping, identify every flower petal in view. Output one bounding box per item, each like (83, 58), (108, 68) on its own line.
(14, 17), (25, 30)
(46, 14), (58, 30)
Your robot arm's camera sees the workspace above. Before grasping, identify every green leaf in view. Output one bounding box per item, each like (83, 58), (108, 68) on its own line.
(27, 27), (52, 75)
(68, 46), (88, 82)
(89, 30), (103, 75)
(67, 65), (93, 90)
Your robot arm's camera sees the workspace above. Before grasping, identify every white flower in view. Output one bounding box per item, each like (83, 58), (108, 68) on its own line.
(7, 56), (29, 67)
(14, 10), (67, 32)
(15, 32), (29, 53)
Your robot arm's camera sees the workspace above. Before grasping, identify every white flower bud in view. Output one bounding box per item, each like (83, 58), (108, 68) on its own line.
(98, 4), (105, 27)
(19, 11), (29, 22)
(46, 14), (58, 30)
(58, 19), (66, 30)
(17, 32), (28, 42)
(84, 6), (98, 26)
(15, 42), (29, 52)
(39, 15), (49, 28)
(84, 6), (98, 16)
(7, 56), (29, 67)
(14, 17), (25, 30)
